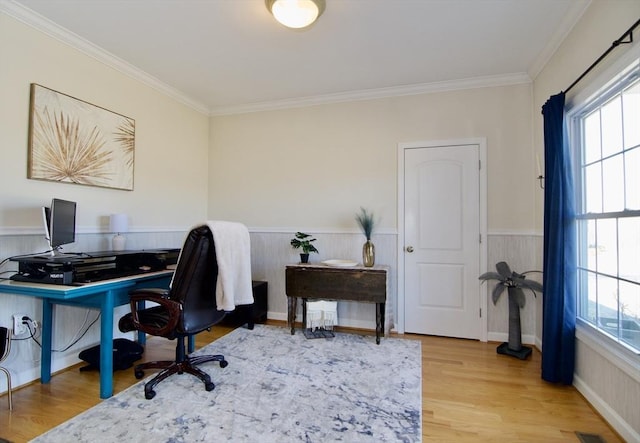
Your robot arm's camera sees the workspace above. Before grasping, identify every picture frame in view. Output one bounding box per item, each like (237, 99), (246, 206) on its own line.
(28, 83), (135, 191)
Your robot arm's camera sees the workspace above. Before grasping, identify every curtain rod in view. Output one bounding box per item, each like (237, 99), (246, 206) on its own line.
(565, 17), (640, 94)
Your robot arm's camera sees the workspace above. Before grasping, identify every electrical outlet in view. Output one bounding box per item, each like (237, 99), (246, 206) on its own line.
(13, 313), (29, 336)
(29, 319), (39, 337)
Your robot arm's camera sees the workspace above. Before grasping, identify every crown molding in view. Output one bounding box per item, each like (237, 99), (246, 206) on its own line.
(210, 73), (532, 116)
(527, 0), (591, 80)
(0, 0), (210, 115)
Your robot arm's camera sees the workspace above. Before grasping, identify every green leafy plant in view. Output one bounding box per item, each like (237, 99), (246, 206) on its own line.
(290, 232), (319, 254)
(355, 207), (375, 240)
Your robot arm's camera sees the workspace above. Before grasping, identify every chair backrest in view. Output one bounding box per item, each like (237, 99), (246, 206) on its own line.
(170, 225), (224, 334)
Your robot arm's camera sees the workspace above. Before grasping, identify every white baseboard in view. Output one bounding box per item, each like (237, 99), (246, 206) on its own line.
(573, 374), (639, 443)
(267, 311), (287, 322)
(0, 353), (83, 395)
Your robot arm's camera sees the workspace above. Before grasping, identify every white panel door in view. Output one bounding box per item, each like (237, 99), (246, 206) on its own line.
(404, 144), (481, 339)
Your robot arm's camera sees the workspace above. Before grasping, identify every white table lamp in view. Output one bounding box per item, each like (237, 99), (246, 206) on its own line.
(109, 213), (128, 251)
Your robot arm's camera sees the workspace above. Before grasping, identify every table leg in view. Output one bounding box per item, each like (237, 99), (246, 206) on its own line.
(302, 298), (307, 330)
(288, 296), (297, 335)
(136, 299), (146, 347)
(40, 299), (53, 383)
(376, 302), (386, 345)
(99, 290), (115, 399)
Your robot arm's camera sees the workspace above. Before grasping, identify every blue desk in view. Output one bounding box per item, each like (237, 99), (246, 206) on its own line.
(0, 270), (174, 398)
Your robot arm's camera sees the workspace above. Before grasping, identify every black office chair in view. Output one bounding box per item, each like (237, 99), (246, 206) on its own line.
(118, 225), (228, 399)
(0, 326), (12, 410)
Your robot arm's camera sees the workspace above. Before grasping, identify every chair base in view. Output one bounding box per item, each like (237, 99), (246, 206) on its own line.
(134, 353), (228, 400)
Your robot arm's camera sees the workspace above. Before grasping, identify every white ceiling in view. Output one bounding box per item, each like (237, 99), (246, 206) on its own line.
(5, 0), (590, 115)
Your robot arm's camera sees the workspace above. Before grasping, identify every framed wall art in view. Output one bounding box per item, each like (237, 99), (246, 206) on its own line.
(28, 83), (135, 191)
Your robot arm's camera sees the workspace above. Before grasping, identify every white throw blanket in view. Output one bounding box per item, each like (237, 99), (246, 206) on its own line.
(206, 221), (254, 312)
(306, 301), (338, 330)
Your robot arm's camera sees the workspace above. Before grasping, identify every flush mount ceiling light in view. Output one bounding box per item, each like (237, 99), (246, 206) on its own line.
(265, 0), (326, 29)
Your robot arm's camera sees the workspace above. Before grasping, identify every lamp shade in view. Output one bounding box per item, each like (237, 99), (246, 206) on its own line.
(109, 213), (128, 234)
(109, 214), (128, 251)
(265, 0), (325, 29)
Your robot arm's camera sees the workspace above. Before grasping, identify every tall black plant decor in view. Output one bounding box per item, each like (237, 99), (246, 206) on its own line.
(479, 261), (543, 359)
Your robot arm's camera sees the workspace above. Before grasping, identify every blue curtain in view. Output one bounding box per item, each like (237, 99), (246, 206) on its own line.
(541, 92), (576, 385)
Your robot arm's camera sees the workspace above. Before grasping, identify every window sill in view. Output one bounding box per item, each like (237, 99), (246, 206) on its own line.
(576, 319), (640, 384)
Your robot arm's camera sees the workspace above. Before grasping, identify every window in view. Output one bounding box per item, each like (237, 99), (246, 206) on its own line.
(571, 64), (640, 353)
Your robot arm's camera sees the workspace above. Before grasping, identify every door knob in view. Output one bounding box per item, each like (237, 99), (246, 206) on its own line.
(406, 246), (414, 253)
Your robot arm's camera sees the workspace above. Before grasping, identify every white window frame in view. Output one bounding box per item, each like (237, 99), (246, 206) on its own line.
(566, 46), (640, 374)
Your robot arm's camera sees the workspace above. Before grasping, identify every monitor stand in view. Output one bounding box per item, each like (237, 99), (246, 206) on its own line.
(31, 248), (83, 260)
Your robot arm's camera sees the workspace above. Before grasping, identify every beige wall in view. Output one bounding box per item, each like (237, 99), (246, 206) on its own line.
(210, 84), (535, 233)
(532, 1), (640, 440)
(0, 11), (209, 391)
(532, 0), (640, 231)
(208, 65), (541, 366)
(0, 13), (209, 233)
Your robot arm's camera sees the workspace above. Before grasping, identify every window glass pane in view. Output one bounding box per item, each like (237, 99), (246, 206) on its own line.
(579, 269), (598, 323)
(622, 81), (640, 149)
(596, 218), (617, 277)
(585, 163), (602, 213)
(584, 109), (601, 163)
(601, 96), (623, 157)
(587, 219), (597, 272)
(618, 280), (640, 349)
(602, 155), (624, 213)
(574, 62), (640, 353)
(625, 147), (640, 210)
(619, 217), (640, 283)
(597, 274), (620, 339)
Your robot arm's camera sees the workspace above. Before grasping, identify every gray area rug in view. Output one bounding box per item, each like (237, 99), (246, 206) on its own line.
(31, 325), (422, 442)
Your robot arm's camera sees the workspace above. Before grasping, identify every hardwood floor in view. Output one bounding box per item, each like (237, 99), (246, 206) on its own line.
(0, 321), (623, 442)
(421, 335), (622, 443)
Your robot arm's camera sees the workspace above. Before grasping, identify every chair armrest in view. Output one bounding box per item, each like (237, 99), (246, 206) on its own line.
(128, 289), (181, 337)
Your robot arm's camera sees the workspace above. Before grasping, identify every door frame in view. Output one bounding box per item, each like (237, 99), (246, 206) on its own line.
(397, 138), (488, 341)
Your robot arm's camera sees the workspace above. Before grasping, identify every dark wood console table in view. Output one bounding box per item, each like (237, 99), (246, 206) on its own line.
(285, 264), (388, 344)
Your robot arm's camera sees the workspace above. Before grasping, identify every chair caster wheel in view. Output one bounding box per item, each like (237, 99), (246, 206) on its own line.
(220, 360), (228, 368)
(205, 382), (215, 391)
(135, 370), (144, 379)
(145, 389), (156, 400)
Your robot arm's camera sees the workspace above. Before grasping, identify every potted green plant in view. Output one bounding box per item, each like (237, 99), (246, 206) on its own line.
(290, 232), (318, 263)
(479, 261), (543, 359)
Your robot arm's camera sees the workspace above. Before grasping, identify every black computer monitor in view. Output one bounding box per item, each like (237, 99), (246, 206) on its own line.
(43, 198), (77, 254)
